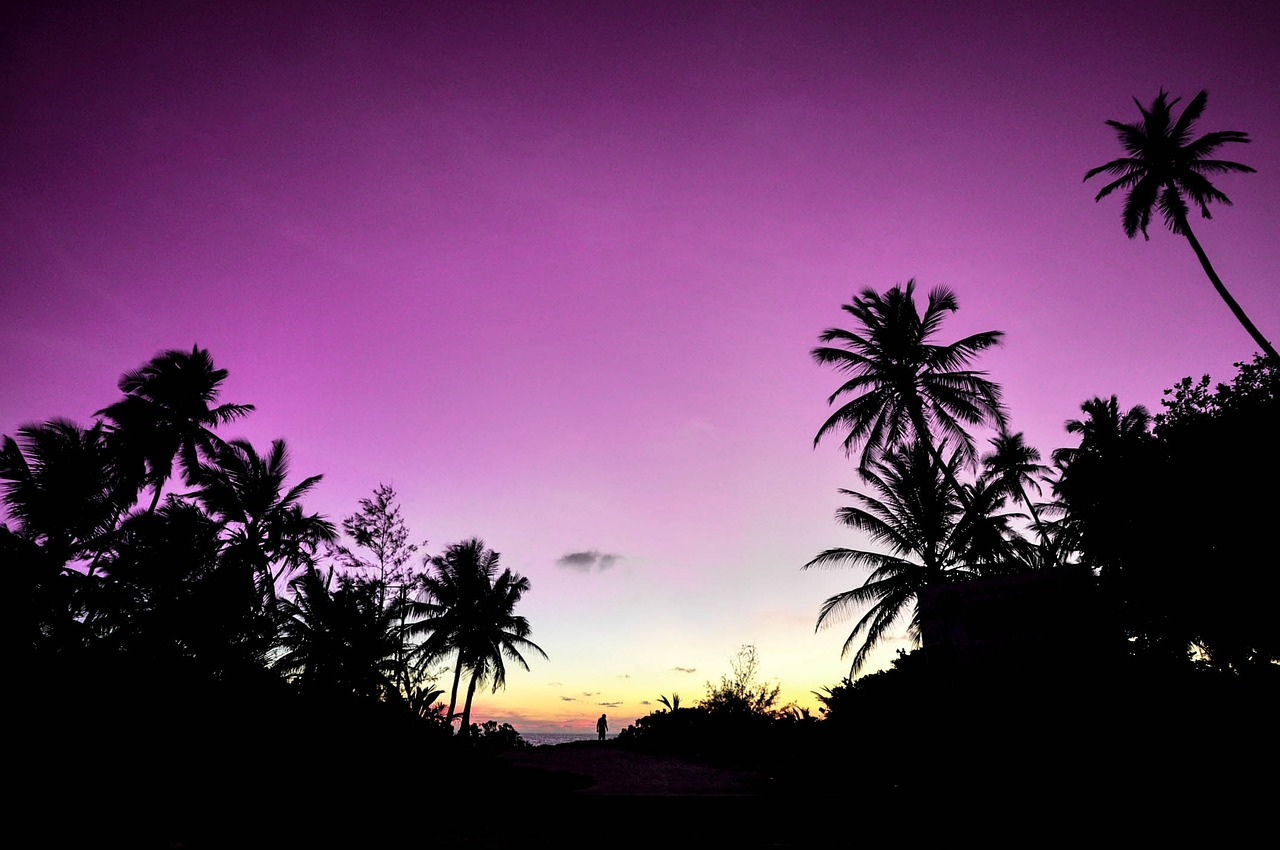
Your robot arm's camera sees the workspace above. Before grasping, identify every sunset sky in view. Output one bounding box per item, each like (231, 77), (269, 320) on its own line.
(3, 1), (1277, 734)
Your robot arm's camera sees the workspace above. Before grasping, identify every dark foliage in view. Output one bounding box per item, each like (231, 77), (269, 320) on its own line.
(1053, 356), (1279, 670)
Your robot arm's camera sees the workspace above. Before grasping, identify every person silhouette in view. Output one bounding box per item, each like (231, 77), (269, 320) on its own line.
(596, 713), (608, 741)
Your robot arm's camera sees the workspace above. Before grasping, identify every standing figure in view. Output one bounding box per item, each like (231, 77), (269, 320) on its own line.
(596, 713), (608, 741)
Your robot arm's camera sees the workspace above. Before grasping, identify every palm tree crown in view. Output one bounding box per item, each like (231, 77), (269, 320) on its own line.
(191, 437), (336, 606)
(96, 346), (255, 510)
(1085, 89), (1253, 240)
(812, 280), (1007, 477)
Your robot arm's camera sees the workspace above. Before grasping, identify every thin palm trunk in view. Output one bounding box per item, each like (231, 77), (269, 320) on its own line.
(1180, 220), (1278, 364)
(1019, 488), (1048, 543)
(459, 668), (481, 738)
(446, 653), (464, 727)
(908, 400), (974, 514)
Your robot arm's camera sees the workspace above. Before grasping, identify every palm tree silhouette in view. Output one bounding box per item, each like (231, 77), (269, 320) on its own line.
(1051, 395), (1152, 473)
(456, 563), (546, 735)
(1084, 90), (1275, 364)
(411, 538), (494, 727)
(0, 418), (129, 568)
(2, 418), (132, 651)
(981, 430), (1051, 545)
(410, 538), (546, 736)
(97, 346), (255, 512)
(812, 281), (1007, 504)
(803, 443), (1013, 674)
(190, 437), (336, 610)
(274, 566), (406, 702)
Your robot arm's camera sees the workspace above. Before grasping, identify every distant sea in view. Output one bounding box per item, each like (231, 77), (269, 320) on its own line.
(520, 731), (610, 747)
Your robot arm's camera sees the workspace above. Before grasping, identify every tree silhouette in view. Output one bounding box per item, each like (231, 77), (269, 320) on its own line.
(331, 483), (421, 611)
(96, 346), (254, 512)
(190, 437), (336, 612)
(803, 443), (1016, 674)
(0, 418), (127, 568)
(411, 539), (546, 736)
(273, 566), (407, 702)
(981, 429), (1052, 548)
(812, 281), (1007, 505)
(410, 538), (546, 735)
(1085, 90), (1275, 364)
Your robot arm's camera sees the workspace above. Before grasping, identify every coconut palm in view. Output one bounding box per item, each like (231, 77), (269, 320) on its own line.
(96, 345), (255, 511)
(2, 418), (132, 651)
(273, 566), (406, 702)
(812, 281), (1008, 504)
(981, 430), (1051, 544)
(0, 418), (128, 567)
(1085, 90), (1275, 364)
(803, 443), (1016, 674)
(408, 538), (546, 736)
(1051, 395), (1152, 474)
(190, 437), (336, 610)
(455, 563), (546, 736)
(410, 538), (496, 726)
(1049, 396), (1156, 579)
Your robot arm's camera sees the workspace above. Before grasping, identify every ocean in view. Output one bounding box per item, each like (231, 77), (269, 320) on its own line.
(520, 731), (611, 747)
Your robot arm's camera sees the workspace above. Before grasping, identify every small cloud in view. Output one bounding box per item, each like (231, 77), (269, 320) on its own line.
(560, 696), (577, 702)
(618, 674), (630, 679)
(673, 666), (697, 674)
(640, 700), (652, 706)
(582, 691), (598, 697)
(599, 701), (623, 708)
(557, 550), (621, 572)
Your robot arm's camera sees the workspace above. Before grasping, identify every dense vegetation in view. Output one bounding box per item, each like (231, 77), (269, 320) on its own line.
(615, 89), (1279, 784)
(4, 348), (546, 838)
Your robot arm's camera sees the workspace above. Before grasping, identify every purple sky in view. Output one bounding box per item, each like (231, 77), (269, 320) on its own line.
(4, 1), (1278, 733)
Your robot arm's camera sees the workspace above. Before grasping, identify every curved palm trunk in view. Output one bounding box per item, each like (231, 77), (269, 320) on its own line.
(1017, 487), (1057, 568)
(1181, 220), (1279, 364)
(446, 654), (464, 729)
(1019, 489), (1048, 542)
(458, 669), (480, 738)
(908, 400), (974, 513)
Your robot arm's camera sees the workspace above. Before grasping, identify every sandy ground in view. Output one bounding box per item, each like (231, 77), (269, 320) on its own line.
(494, 741), (772, 795)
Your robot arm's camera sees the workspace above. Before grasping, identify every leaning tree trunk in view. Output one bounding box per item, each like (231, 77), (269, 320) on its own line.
(908, 400), (975, 514)
(458, 670), (481, 738)
(446, 655), (464, 730)
(1181, 220), (1279, 365)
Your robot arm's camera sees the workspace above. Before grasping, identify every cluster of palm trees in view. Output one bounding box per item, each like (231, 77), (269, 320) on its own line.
(807, 88), (1275, 676)
(3, 345), (544, 738)
(805, 280), (1043, 673)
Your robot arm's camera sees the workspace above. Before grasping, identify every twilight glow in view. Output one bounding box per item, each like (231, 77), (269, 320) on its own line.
(3, 0), (1277, 733)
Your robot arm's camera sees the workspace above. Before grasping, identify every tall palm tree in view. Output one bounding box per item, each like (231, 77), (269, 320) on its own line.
(408, 538), (546, 736)
(409, 538), (496, 726)
(455, 563), (546, 736)
(803, 443), (1013, 674)
(1084, 90), (1275, 364)
(812, 281), (1008, 504)
(96, 345), (255, 511)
